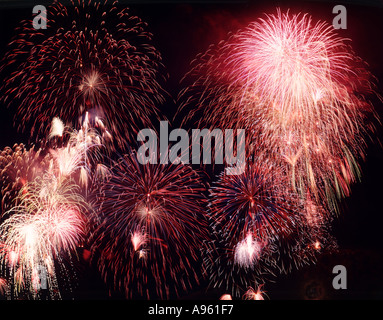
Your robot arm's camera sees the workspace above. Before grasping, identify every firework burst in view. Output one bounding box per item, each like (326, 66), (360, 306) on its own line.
(208, 161), (296, 241)
(90, 151), (208, 298)
(242, 284), (266, 300)
(203, 161), (300, 297)
(0, 114), (113, 298)
(0, 144), (51, 218)
(1, 0), (167, 148)
(48, 114), (110, 190)
(0, 174), (87, 299)
(178, 10), (378, 213)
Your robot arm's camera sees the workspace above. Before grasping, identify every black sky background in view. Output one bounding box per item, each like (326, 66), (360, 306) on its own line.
(0, 0), (382, 300)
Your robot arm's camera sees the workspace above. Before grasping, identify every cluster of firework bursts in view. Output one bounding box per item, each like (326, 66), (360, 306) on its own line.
(0, 114), (109, 298)
(179, 10), (378, 296)
(0, 1), (379, 300)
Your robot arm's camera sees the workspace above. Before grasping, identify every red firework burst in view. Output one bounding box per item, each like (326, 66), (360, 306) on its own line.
(0, 0), (167, 148)
(90, 151), (208, 298)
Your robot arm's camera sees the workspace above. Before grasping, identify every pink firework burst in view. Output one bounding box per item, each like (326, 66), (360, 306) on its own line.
(0, 174), (87, 299)
(179, 10), (378, 214)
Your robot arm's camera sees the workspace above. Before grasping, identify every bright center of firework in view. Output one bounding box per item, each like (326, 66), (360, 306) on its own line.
(79, 71), (102, 93)
(9, 251), (18, 266)
(314, 240), (321, 250)
(138, 205), (157, 220)
(22, 224), (37, 248)
(249, 196), (255, 208)
(234, 233), (262, 268)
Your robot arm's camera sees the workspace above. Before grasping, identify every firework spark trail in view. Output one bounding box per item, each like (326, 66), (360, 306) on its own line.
(90, 151), (208, 298)
(0, 277), (7, 296)
(178, 10), (378, 214)
(0, 0), (167, 149)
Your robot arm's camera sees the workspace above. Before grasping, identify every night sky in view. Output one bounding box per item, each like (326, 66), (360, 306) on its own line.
(0, 0), (382, 300)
